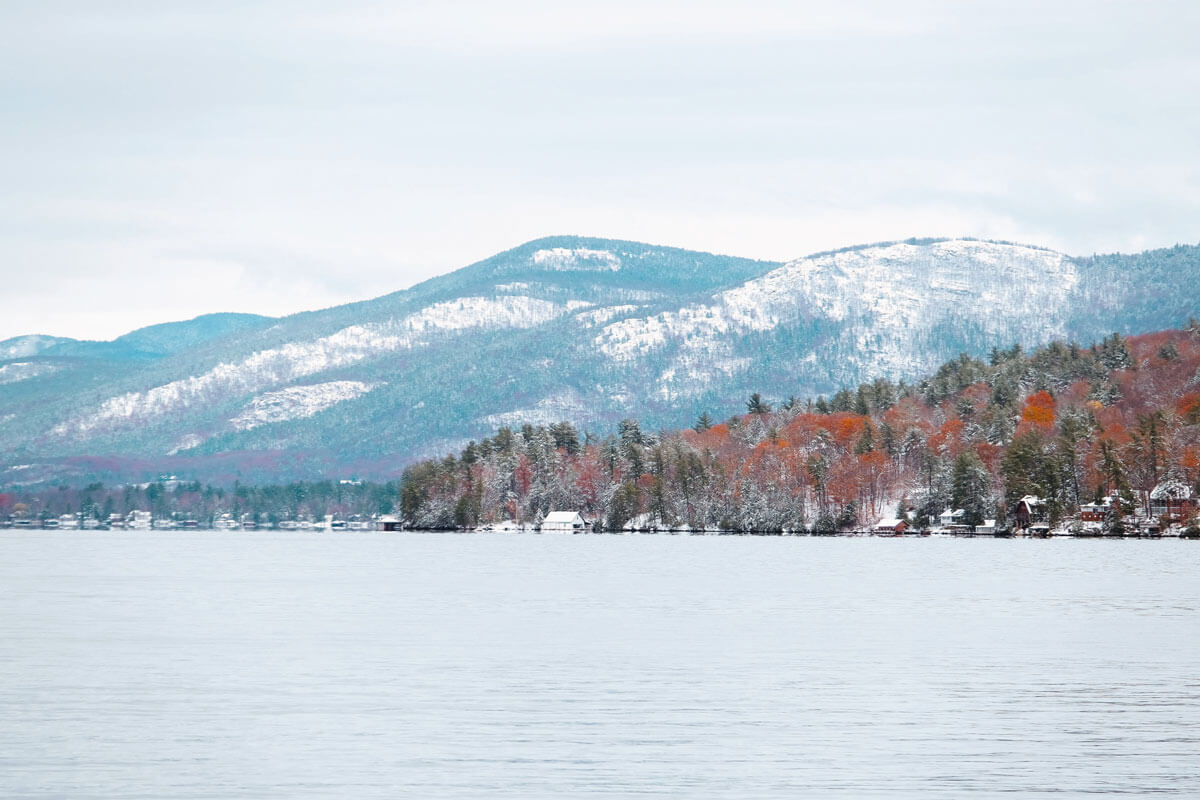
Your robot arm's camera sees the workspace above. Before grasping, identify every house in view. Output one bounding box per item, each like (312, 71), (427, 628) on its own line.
(939, 508), (965, 527)
(126, 510), (152, 530)
(1080, 497), (1112, 523)
(1149, 480), (1196, 522)
(1014, 495), (1045, 529)
(541, 511), (588, 533)
(975, 519), (997, 535)
(378, 515), (402, 532)
(873, 517), (908, 534)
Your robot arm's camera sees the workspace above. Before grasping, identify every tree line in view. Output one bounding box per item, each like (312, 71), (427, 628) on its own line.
(400, 326), (1200, 533)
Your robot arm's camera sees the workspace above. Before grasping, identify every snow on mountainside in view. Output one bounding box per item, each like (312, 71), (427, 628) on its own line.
(50, 295), (582, 439)
(480, 389), (591, 428)
(742, 239), (1075, 376)
(0, 362), (61, 385)
(0, 335), (72, 360)
(230, 381), (380, 431)
(597, 239), (1076, 397)
(531, 247), (622, 271)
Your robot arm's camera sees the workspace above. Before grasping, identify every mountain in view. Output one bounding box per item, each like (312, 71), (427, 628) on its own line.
(0, 313), (274, 365)
(2, 235), (1198, 486)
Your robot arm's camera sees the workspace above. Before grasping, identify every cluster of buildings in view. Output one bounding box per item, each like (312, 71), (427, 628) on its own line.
(880, 480), (1197, 538)
(0, 511), (403, 532)
(5, 488), (1197, 536)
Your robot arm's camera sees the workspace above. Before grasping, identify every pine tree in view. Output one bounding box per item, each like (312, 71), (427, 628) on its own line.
(951, 450), (991, 527)
(746, 393), (772, 415)
(854, 421), (876, 454)
(549, 421), (581, 455)
(854, 386), (871, 416)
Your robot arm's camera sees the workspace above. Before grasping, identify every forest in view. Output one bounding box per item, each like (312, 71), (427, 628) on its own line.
(398, 325), (1200, 533)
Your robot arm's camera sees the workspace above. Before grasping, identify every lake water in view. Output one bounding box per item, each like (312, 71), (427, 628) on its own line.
(1, 532), (1198, 798)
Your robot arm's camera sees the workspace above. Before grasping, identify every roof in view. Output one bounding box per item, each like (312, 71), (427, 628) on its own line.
(1150, 480), (1192, 500)
(874, 518), (905, 527)
(543, 511), (585, 523)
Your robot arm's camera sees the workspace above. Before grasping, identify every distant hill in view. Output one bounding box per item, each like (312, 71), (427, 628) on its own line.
(2, 234), (1198, 486)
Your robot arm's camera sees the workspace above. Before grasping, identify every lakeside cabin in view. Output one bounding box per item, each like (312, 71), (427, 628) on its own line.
(541, 511), (588, 534)
(938, 508), (965, 527)
(873, 517), (908, 534)
(1149, 480), (1195, 522)
(1080, 497), (1112, 522)
(1014, 495), (1045, 530)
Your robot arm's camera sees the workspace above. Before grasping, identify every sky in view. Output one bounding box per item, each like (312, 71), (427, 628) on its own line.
(2, 0), (1199, 341)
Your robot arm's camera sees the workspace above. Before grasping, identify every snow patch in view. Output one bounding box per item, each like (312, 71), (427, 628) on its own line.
(167, 433), (206, 455)
(230, 380), (379, 431)
(480, 391), (589, 427)
(531, 248), (621, 271)
(0, 336), (64, 360)
(575, 304), (640, 327)
(0, 362), (61, 384)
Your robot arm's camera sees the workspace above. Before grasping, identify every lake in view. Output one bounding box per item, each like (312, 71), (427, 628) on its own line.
(1, 531), (1198, 798)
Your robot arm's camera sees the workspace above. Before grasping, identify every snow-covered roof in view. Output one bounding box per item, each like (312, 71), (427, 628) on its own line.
(875, 517), (905, 528)
(1150, 480), (1192, 500)
(544, 511), (585, 523)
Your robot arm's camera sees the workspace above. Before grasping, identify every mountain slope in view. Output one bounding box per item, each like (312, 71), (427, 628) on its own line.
(2, 235), (1198, 485)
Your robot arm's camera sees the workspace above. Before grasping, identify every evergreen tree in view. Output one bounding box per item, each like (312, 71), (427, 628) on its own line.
(854, 386), (871, 416)
(951, 450), (991, 527)
(746, 393), (772, 415)
(854, 421), (876, 454)
(549, 421), (581, 455)
(1100, 332), (1133, 370)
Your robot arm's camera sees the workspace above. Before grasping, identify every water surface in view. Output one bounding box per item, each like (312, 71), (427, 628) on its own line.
(2, 532), (1198, 798)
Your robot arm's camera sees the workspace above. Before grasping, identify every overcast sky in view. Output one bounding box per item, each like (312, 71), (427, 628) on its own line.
(3, 1), (1199, 341)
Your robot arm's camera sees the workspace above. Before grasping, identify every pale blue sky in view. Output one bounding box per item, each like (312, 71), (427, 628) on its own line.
(3, 1), (1199, 340)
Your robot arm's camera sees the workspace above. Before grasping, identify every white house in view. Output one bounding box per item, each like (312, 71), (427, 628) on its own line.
(541, 511), (588, 533)
(939, 508), (965, 527)
(126, 510), (152, 530)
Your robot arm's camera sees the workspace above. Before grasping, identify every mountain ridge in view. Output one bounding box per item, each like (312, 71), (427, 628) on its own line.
(3, 234), (1198, 486)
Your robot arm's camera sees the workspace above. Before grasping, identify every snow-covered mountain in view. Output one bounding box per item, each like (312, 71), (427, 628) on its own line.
(2, 235), (1198, 485)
